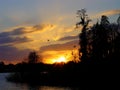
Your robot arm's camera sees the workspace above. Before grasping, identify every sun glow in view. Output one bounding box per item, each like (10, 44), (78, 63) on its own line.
(41, 50), (74, 64)
(53, 56), (67, 63)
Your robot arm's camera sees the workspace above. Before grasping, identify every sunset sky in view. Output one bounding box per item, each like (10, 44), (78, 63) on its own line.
(0, 0), (120, 64)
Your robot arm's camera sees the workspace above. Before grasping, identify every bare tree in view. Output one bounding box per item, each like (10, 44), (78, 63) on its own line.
(76, 9), (91, 62)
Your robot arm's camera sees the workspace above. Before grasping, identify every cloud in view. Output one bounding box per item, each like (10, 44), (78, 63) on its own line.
(92, 9), (120, 19)
(0, 24), (55, 36)
(0, 32), (10, 37)
(0, 28), (33, 45)
(0, 23), (55, 46)
(33, 24), (55, 31)
(0, 27), (28, 38)
(0, 45), (31, 64)
(40, 40), (79, 52)
(58, 35), (78, 41)
(11, 27), (27, 35)
(0, 36), (32, 45)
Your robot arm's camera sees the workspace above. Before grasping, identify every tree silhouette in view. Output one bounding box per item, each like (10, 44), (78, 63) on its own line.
(76, 9), (120, 64)
(89, 16), (109, 63)
(100, 15), (110, 26)
(117, 15), (120, 25)
(28, 51), (39, 63)
(0, 61), (5, 72)
(76, 9), (91, 63)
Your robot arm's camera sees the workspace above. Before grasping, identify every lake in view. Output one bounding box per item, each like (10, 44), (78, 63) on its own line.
(0, 73), (81, 90)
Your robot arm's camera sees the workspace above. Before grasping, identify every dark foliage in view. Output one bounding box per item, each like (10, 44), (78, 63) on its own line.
(77, 9), (120, 65)
(28, 51), (39, 63)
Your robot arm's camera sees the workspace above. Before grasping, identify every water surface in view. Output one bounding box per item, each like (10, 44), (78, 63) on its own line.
(0, 73), (81, 90)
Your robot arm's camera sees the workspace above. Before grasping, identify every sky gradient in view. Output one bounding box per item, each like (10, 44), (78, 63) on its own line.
(0, 0), (120, 64)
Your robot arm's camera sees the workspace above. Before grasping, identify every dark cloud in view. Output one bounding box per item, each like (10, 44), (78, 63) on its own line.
(58, 35), (78, 41)
(11, 27), (26, 35)
(0, 24), (54, 37)
(0, 32), (10, 37)
(11, 25), (45, 35)
(33, 24), (44, 30)
(0, 36), (32, 45)
(0, 27), (31, 45)
(40, 40), (79, 52)
(0, 27), (26, 37)
(0, 25), (43, 45)
(33, 24), (54, 32)
(0, 45), (31, 64)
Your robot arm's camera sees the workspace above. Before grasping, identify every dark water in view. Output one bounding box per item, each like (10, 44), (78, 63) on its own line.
(0, 73), (81, 90)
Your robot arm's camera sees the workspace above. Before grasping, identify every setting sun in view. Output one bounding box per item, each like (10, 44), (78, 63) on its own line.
(53, 56), (67, 63)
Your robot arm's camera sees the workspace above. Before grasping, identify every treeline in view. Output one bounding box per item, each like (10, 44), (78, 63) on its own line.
(0, 61), (77, 72)
(0, 61), (51, 72)
(77, 9), (120, 64)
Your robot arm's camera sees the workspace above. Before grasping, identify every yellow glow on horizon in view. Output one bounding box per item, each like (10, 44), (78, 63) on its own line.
(40, 50), (80, 64)
(41, 50), (73, 64)
(52, 56), (67, 63)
